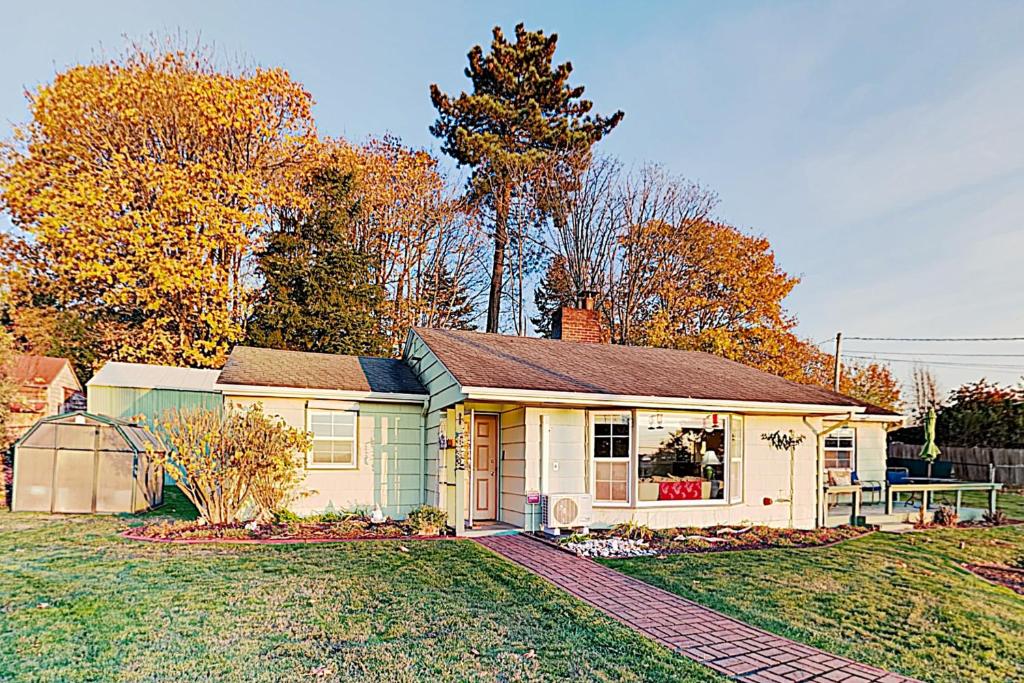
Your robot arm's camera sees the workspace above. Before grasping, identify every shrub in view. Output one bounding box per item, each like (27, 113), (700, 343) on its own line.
(241, 406), (313, 520)
(932, 504), (959, 527)
(982, 509), (1009, 526)
(611, 519), (656, 541)
(317, 509), (366, 523)
(149, 405), (311, 525)
(406, 505), (447, 536)
(272, 508), (303, 524)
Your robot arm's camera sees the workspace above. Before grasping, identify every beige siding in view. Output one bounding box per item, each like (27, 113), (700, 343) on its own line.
(48, 363), (81, 413)
(499, 407), (527, 527)
(462, 405), (830, 530)
(225, 395), (424, 518)
(852, 422), (888, 483)
(590, 414), (820, 529)
(526, 408), (587, 495)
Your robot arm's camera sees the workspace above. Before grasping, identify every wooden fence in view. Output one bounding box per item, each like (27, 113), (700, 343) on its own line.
(888, 442), (1024, 486)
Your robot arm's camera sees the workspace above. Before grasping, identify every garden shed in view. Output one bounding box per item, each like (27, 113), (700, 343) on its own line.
(12, 412), (165, 513)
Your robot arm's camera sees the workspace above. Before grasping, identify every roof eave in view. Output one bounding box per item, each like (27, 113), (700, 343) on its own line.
(215, 382), (428, 404)
(459, 385), (869, 415)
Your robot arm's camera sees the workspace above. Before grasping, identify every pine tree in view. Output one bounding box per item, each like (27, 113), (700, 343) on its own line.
(531, 256), (576, 337)
(429, 262), (478, 331)
(430, 23), (623, 333)
(246, 169), (389, 356)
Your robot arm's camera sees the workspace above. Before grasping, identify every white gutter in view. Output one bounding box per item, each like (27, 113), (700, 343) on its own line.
(214, 383), (428, 404)
(841, 413), (906, 425)
(460, 386), (869, 416)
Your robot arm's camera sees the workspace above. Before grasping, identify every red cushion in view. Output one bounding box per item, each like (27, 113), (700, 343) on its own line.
(659, 481), (702, 500)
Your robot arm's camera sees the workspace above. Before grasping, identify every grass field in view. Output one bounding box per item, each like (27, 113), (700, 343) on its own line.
(605, 524), (1024, 683)
(0, 489), (719, 683)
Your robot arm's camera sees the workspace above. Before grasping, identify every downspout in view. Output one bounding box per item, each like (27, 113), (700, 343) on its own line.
(803, 412), (855, 527)
(419, 397), (429, 509)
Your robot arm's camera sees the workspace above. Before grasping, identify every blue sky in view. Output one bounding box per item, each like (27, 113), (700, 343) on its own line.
(3, 1), (1023, 393)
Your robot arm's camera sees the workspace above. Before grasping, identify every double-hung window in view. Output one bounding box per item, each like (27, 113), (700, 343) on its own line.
(824, 427), (855, 470)
(592, 413), (631, 504)
(308, 410), (358, 469)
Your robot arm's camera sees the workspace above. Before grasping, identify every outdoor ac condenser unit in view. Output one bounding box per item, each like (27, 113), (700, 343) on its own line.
(541, 493), (593, 535)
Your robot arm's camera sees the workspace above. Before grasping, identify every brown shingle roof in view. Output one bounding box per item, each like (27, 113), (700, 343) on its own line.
(413, 328), (899, 415)
(11, 355), (77, 388)
(217, 347), (426, 395)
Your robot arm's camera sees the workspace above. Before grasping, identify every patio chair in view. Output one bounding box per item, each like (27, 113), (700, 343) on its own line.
(825, 469), (856, 509)
(886, 468), (917, 508)
(852, 471), (883, 504)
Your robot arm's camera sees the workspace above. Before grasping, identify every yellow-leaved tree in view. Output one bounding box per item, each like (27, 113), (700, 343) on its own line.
(0, 39), (317, 368)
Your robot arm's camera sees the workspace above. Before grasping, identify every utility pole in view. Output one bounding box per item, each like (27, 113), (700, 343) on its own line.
(833, 331), (842, 392)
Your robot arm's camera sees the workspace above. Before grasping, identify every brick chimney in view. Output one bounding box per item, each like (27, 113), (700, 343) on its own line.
(552, 291), (605, 343)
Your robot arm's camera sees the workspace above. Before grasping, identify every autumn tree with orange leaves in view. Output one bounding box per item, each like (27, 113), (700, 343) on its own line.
(0, 40), (317, 370)
(533, 158), (902, 411)
(343, 137), (484, 348)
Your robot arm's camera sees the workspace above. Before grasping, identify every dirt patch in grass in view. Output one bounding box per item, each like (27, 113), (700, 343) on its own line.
(963, 563), (1024, 595)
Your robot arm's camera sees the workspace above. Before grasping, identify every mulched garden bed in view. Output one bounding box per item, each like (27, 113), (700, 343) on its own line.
(125, 518), (451, 544)
(963, 563), (1024, 595)
(556, 524), (872, 559)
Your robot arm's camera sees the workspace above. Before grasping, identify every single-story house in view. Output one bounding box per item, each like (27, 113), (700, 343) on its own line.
(212, 298), (903, 534)
(5, 355), (83, 445)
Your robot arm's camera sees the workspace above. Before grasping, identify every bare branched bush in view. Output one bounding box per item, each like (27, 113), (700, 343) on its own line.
(150, 405), (311, 524)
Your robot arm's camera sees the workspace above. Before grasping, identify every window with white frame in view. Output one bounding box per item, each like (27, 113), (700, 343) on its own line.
(308, 410), (358, 468)
(592, 413), (631, 504)
(824, 427), (855, 470)
(636, 412), (728, 502)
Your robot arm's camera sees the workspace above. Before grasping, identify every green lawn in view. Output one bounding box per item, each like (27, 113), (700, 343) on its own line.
(0, 489), (719, 683)
(605, 525), (1024, 683)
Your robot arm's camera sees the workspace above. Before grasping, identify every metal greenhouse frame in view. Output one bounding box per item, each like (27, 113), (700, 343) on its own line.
(11, 411), (165, 514)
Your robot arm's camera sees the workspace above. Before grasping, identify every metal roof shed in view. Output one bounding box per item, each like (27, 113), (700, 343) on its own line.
(87, 362), (223, 423)
(12, 411), (165, 513)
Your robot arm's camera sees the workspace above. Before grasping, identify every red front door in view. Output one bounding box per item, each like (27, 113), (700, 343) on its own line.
(473, 415), (498, 520)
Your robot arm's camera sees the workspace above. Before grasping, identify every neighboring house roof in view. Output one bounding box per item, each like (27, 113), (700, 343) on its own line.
(11, 355), (80, 391)
(412, 328), (900, 416)
(217, 346), (427, 395)
(87, 362), (221, 392)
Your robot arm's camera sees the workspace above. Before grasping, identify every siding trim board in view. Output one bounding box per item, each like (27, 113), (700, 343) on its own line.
(461, 387), (871, 416)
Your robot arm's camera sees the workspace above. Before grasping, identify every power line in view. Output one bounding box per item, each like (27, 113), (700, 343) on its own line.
(845, 350), (1024, 358)
(844, 335), (1024, 342)
(844, 354), (1024, 372)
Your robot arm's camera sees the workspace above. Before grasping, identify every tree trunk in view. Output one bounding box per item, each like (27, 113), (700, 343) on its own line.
(486, 206), (509, 333)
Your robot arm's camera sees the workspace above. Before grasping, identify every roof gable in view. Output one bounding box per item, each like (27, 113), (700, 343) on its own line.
(11, 355), (79, 390)
(412, 328), (897, 414)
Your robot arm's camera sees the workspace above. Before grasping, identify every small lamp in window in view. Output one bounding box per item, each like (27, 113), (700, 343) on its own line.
(701, 450), (721, 480)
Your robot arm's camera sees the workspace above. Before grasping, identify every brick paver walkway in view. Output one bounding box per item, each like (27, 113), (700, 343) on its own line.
(477, 535), (918, 682)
